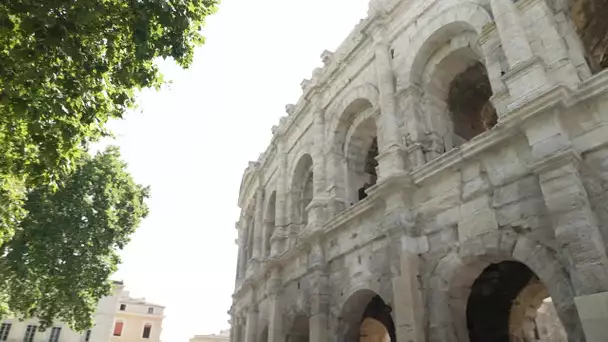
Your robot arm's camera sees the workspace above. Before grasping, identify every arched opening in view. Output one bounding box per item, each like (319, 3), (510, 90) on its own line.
(345, 114), (379, 204)
(466, 261), (567, 342)
(264, 192), (276, 257)
(566, 0), (608, 72)
(286, 315), (309, 342)
(447, 62), (497, 143)
(420, 32), (497, 154)
(290, 154), (313, 228)
(330, 96), (379, 208)
(339, 290), (395, 342)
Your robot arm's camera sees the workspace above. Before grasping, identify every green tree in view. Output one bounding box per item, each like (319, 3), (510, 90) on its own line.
(0, 0), (218, 330)
(0, 0), (217, 240)
(0, 146), (150, 331)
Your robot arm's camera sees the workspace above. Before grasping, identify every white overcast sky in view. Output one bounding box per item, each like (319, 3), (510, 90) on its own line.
(100, 1), (370, 341)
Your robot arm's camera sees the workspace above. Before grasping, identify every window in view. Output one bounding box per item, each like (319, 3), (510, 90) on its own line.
(23, 325), (37, 342)
(113, 322), (124, 337)
(84, 329), (92, 342)
(0, 323), (11, 341)
(119, 304), (126, 311)
(147, 307), (154, 314)
(49, 327), (61, 342)
(142, 324), (152, 339)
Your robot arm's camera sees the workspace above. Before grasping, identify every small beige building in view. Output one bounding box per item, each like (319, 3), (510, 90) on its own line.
(110, 291), (165, 342)
(189, 330), (230, 342)
(0, 281), (124, 342)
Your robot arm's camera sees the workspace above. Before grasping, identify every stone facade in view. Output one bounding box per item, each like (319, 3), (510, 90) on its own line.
(230, 0), (608, 341)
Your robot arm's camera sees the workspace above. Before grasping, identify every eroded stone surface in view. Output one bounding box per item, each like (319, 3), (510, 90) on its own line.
(230, 1), (608, 341)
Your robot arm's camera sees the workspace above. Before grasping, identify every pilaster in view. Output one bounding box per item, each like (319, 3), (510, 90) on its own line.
(243, 303), (259, 342)
(489, 0), (549, 106)
(305, 97), (329, 235)
(271, 139), (289, 257)
(309, 243), (329, 342)
(365, 14), (407, 179)
(396, 84), (426, 169)
(267, 268), (284, 342)
(253, 188), (265, 260)
(530, 149), (608, 295)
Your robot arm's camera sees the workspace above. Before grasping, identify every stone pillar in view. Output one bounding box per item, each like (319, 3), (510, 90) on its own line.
(531, 150), (608, 294)
(232, 314), (244, 342)
(253, 188), (265, 260)
(528, 0), (580, 86)
(271, 139), (288, 257)
(489, 0), (548, 101)
(237, 220), (247, 281)
(396, 84), (427, 168)
(309, 243), (329, 342)
(267, 268), (284, 342)
(388, 235), (426, 342)
(490, 0), (534, 66)
(366, 16), (406, 179)
(525, 112), (608, 296)
(244, 304), (258, 342)
(304, 103), (328, 234)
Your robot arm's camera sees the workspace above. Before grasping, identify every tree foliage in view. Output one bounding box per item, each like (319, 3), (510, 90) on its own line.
(0, 0), (217, 239)
(0, 0), (218, 330)
(0, 147), (149, 331)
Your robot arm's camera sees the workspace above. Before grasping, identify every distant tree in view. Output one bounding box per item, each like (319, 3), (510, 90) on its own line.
(0, 0), (217, 239)
(0, 147), (150, 331)
(0, 0), (217, 330)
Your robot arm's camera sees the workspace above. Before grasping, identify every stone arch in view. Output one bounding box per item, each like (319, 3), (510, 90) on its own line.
(327, 84), (380, 154)
(263, 191), (276, 257)
(397, 5), (498, 157)
(399, 3), (494, 89)
(344, 107), (380, 204)
(426, 231), (583, 342)
(337, 289), (396, 342)
(289, 154), (314, 228)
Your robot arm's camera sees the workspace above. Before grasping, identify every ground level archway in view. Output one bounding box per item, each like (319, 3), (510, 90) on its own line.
(339, 289), (395, 342)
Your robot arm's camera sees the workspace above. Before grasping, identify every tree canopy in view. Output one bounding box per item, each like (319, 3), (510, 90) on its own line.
(0, 0), (218, 330)
(0, 147), (150, 331)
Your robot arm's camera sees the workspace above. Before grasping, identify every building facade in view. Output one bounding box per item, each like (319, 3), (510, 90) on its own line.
(231, 0), (608, 341)
(190, 330), (230, 342)
(0, 282), (124, 342)
(110, 291), (165, 342)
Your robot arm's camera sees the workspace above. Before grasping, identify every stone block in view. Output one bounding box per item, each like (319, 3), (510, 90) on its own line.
(575, 291), (608, 342)
(492, 175), (540, 208)
(495, 196), (546, 229)
(458, 207), (498, 242)
(462, 177), (490, 202)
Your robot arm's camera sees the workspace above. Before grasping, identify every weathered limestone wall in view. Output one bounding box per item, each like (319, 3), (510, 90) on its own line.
(230, 0), (608, 341)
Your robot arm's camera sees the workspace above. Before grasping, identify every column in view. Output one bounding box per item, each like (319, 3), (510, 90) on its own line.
(304, 100), (328, 235)
(244, 304), (258, 342)
(253, 188), (265, 260)
(267, 268), (284, 342)
(367, 17), (406, 179)
(490, 0), (534, 66)
(530, 0), (579, 86)
(232, 314), (244, 342)
(532, 151), (608, 294)
(237, 219), (247, 281)
(309, 243), (329, 342)
(489, 0), (548, 101)
(389, 238), (426, 342)
(271, 139), (288, 257)
(397, 84), (427, 168)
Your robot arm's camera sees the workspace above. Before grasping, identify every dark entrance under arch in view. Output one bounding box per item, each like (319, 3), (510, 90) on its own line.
(340, 291), (396, 342)
(466, 261), (567, 342)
